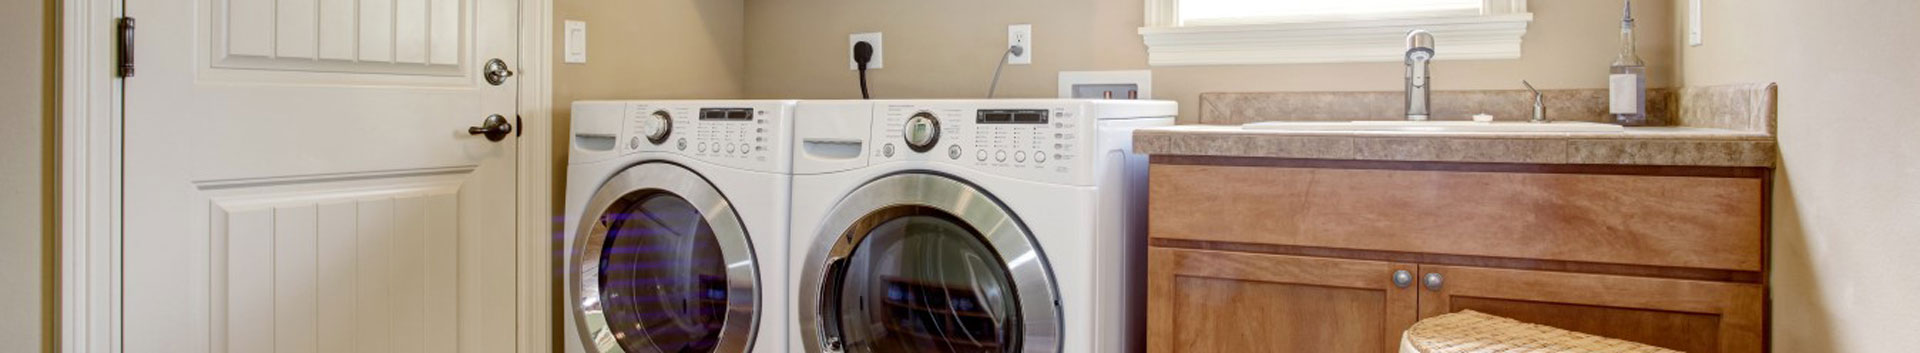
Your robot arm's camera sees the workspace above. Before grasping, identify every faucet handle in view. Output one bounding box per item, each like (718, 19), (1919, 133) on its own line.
(1522, 80), (1547, 123)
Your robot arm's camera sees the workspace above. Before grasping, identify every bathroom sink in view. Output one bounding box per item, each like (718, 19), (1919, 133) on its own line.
(1242, 121), (1626, 133)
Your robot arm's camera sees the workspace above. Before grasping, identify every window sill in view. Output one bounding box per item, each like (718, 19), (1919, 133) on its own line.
(1137, 13), (1534, 66)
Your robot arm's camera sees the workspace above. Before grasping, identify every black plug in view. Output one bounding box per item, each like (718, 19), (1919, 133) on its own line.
(853, 41), (874, 99)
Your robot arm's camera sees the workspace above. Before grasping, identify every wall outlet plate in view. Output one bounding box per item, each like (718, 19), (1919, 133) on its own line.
(564, 20), (587, 63)
(849, 32), (883, 70)
(1058, 70), (1151, 99)
(1007, 24), (1032, 65)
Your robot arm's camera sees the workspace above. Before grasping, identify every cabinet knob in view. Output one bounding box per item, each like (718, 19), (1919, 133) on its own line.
(1392, 270), (1414, 288)
(1423, 272), (1445, 291)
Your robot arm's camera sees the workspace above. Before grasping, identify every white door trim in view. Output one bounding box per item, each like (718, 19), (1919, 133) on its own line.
(55, 0), (556, 350)
(512, 0), (555, 350)
(59, 0), (121, 350)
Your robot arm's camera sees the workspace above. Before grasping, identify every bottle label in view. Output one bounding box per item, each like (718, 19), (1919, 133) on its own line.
(1610, 74), (1641, 114)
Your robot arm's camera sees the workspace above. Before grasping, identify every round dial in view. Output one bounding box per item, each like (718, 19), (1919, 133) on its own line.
(902, 112), (941, 153)
(640, 110), (672, 145)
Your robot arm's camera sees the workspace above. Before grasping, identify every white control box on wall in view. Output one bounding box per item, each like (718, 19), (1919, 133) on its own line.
(1058, 70), (1152, 99)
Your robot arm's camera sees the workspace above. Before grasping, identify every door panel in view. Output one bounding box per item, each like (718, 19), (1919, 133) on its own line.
(1416, 265), (1764, 353)
(125, 0), (517, 347)
(1147, 248), (1416, 353)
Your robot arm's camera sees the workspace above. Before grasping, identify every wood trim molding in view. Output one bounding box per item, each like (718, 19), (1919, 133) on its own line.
(59, 0), (123, 350)
(1151, 238), (1763, 283)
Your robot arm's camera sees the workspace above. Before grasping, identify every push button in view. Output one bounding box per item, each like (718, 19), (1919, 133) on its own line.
(1014, 151), (1027, 162)
(995, 150), (1007, 162)
(976, 149), (988, 161)
(1033, 151), (1047, 162)
(948, 145), (962, 160)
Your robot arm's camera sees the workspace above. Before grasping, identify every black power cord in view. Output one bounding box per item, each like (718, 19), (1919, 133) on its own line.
(853, 41), (875, 99)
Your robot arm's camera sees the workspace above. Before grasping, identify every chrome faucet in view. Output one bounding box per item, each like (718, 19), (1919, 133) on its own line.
(1405, 30), (1435, 121)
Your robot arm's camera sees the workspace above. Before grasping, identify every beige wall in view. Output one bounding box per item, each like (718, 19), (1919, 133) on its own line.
(1677, 0), (1920, 352)
(745, 0), (1677, 122)
(1, 0), (54, 351)
(548, 0), (746, 348)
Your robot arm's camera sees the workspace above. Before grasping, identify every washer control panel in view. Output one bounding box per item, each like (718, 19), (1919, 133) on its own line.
(622, 102), (791, 172)
(872, 102), (1089, 184)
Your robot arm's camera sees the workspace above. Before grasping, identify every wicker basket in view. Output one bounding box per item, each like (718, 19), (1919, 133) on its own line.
(1399, 310), (1682, 353)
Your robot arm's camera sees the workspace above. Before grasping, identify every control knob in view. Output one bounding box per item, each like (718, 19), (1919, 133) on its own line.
(902, 112), (941, 153)
(639, 110), (673, 145)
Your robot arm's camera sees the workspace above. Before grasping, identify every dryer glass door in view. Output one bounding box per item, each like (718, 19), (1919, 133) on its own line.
(574, 163), (758, 353)
(600, 193), (728, 351)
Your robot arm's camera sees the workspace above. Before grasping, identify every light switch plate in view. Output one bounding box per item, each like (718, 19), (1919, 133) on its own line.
(849, 32), (883, 70)
(1007, 24), (1032, 65)
(564, 20), (587, 63)
(1688, 0), (1703, 46)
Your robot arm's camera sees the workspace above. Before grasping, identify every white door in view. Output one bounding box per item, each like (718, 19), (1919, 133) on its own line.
(122, 0), (519, 349)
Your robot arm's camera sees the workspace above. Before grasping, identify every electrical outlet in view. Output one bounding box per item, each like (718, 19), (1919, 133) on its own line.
(564, 20), (587, 63)
(1007, 24), (1032, 65)
(849, 32), (883, 70)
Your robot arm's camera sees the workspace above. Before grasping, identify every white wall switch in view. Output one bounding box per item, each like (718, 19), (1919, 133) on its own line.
(564, 20), (587, 63)
(1688, 0), (1703, 46)
(849, 32), (883, 70)
(1007, 24), (1032, 65)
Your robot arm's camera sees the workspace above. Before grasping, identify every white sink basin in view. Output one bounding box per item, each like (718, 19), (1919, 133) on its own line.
(1243, 121), (1626, 133)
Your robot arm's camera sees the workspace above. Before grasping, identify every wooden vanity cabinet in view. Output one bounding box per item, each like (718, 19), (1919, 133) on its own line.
(1146, 248), (1418, 353)
(1144, 157), (1769, 353)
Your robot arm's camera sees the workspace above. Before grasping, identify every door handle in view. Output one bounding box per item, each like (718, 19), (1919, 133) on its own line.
(483, 58), (514, 86)
(469, 114), (514, 142)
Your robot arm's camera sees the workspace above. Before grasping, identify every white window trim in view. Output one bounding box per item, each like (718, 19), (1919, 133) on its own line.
(1139, 0), (1532, 66)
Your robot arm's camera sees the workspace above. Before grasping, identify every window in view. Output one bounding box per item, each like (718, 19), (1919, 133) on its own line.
(1139, 0), (1532, 66)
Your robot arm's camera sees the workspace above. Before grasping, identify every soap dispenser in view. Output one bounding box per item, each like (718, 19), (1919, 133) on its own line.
(1610, 0), (1648, 126)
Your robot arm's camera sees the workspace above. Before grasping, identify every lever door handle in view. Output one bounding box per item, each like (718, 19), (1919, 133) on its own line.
(469, 114), (514, 142)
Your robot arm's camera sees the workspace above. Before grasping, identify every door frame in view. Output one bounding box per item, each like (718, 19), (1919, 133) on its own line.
(55, 0), (555, 350)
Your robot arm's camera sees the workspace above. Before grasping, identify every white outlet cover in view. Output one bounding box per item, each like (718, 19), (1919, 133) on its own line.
(849, 32), (883, 70)
(564, 20), (587, 63)
(1007, 24), (1032, 65)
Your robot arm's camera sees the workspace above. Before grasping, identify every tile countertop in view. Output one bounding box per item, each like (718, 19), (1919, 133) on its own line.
(1132, 125), (1778, 168)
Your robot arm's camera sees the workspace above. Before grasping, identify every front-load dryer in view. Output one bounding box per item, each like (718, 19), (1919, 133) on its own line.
(788, 99), (1176, 353)
(565, 100), (795, 353)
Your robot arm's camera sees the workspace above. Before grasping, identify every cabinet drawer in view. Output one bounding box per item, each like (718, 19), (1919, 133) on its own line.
(1417, 265), (1764, 353)
(1148, 248), (1416, 353)
(1148, 163), (1766, 271)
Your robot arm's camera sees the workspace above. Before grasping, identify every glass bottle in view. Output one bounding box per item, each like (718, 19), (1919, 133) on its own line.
(1610, 0), (1648, 126)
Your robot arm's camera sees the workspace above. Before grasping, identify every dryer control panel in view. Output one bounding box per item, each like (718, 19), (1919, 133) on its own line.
(866, 100), (1174, 186)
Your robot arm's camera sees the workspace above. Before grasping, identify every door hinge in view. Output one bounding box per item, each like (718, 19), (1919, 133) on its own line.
(117, 17), (135, 78)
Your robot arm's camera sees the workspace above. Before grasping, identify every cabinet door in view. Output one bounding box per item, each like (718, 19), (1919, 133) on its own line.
(1417, 265), (1764, 353)
(1147, 248), (1417, 353)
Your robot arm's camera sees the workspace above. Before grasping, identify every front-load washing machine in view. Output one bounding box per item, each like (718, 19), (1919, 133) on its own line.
(788, 99), (1176, 353)
(565, 100), (794, 353)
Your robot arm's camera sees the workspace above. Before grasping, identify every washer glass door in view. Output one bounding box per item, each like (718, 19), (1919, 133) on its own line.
(574, 163), (758, 353)
(804, 173), (1061, 353)
(829, 210), (1019, 353)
